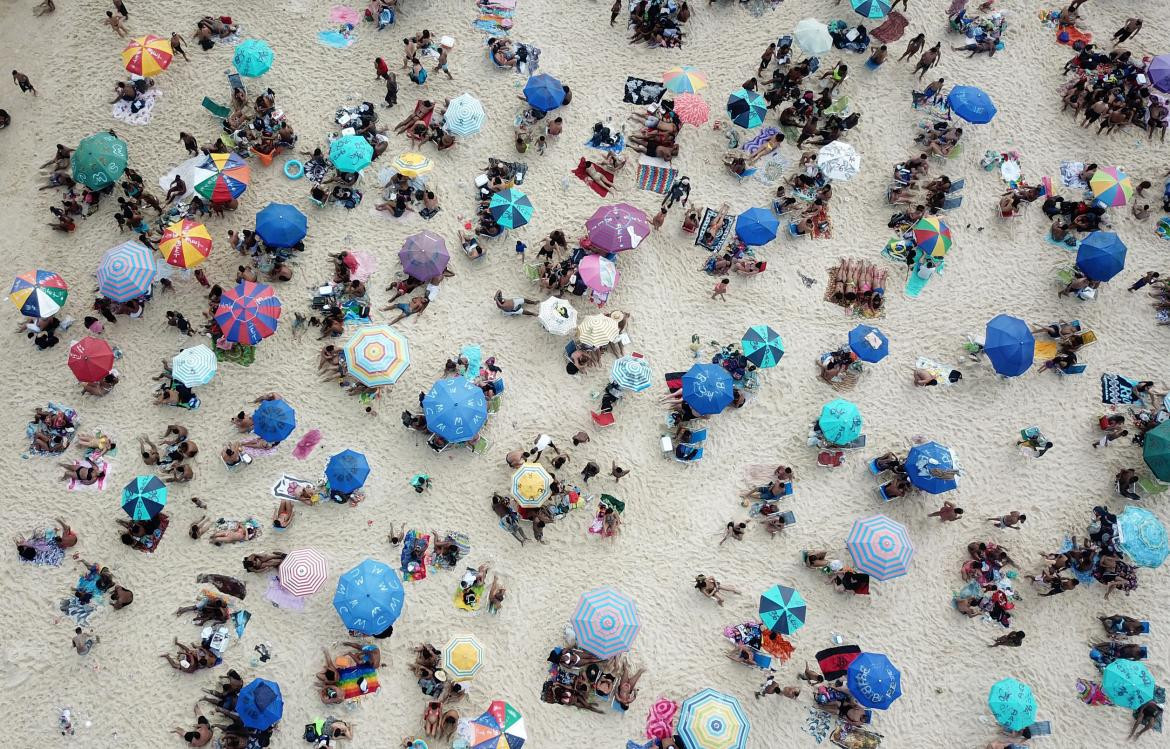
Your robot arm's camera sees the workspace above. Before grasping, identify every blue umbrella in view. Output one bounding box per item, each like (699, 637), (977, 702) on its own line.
(984, 314), (1034, 377)
(905, 441), (957, 494)
(1076, 231), (1127, 282)
(947, 85), (997, 124)
(847, 653), (902, 709)
(325, 450), (369, 493)
(233, 39), (274, 77)
(333, 558), (405, 635)
(726, 88), (766, 128)
(523, 74), (565, 112)
(252, 399), (295, 443)
(734, 207), (779, 246)
(681, 363), (734, 415)
(848, 325), (888, 363)
(1117, 505), (1168, 568)
(255, 203), (308, 248)
(423, 376), (488, 443)
(236, 678), (283, 729)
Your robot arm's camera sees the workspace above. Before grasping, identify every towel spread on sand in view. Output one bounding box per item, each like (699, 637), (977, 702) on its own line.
(572, 157), (612, 197)
(695, 207), (732, 251)
(871, 11), (908, 43)
(112, 88), (162, 126)
(338, 664), (380, 698)
(131, 514), (169, 553)
(623, 77), (666, 106)
(1100, 373), (1143, 404)
(18, 532), (64, 566)
(67, 458), (112, 492)
(636, 164), (677, 194)
(265, 576), (306, 610)
(318, 29), (358, 48)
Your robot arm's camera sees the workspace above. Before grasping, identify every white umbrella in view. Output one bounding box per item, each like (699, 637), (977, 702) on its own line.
(444, 93), (486, 137)
(171, 344), (217, 386)
(817, 142), (861, 181)
(538, 297), (577, 336)
(794, 18), (832, 55)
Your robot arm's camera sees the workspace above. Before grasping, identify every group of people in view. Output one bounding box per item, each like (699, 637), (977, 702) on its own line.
(541, 645), (643, 714)
(1029, 506), (1141, 601)
(622, 0), (689, 48)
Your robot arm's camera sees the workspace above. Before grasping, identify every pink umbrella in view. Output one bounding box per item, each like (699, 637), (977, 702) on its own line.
(345, 250), (377, 282)
(578, 254), (620, 293)
(585, 203), (651, 253)
(673, 93), (709, 127)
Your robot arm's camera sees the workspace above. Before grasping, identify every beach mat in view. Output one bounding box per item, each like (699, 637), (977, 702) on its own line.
(131, 513), (169, 553)
(338, 664), (380, 699)
(572, 157), (611, 197)
(216, 343), (256, 367)
(623, 77), (666, 105)
(318, 29), (357, 48)
(272, 474), (315, 500)
(871, 11), (908, 43)
(1060, 160), (1088, 189)
(695, 208), (732, 251)
(1101, 373), (1143, 404)
(18, 534), (64, 567)
(265, 576), (306, 610)
(113, 88), (162, 126)
(67, 458), (112, 492)
(636, 164), (677, 194)
(400, 530), (430, 581)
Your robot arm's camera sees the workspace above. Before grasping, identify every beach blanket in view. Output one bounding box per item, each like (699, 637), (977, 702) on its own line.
(131, 513), (169, 553)
(831, 725), (883, 748)
(804, 708), (835, 744)
(318, 28), (357, 48)
(904, 268), (930, 299)
(338, 664), (380, 699)
(742, 127), (780, 156)
(812, 216), (833, 240)
(432, 531), (471, 570)
(1060, 161), (1088, 189)
(480, 0), (518, 9)
(572, 157), (611, 197)
(330, 5), (360, 24)
(66, 458), (112, 492)
(18, 532), (64, 566)
(113, 88), (162, 126)
(1056, 24), (1091, 47)
(453, 581), (486, 612)
(216, 343), (256, 367)
(473, 12), (514, 36)
(1101, 373), (1143, 404)
(400, 530), (430, 581)
(272, 474), (315, 500)
(695, 208), (732, 251)
(265, 576), (306, 610)
(59, 597), (97, 627)
(585, 133), (625, 154)
(871, 11), (908, 43)
(1076, 678), (1112, 706)
(461, 344), (483, 378)
(644, 697), (678, 740)
(636, 164), (676, 194)
(915, 356), (960, 385)
(292, 429), (322, 460)
(623, 77), (666, 106)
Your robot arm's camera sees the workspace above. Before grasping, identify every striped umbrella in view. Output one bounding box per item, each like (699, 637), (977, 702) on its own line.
(329, 135), (373, 173)
(255, 203), (307, 248)
(678, 689), (749, 749)
(538, 296), (577, 335)
(68, 337), (114, 382)
(741, 325), (783, 368)
(325, 450), (370, 493)
(160, 219), (213, 269)
(214, 281), (281, 344)
(122, 34), (173, 77)
(1117, 506), (1168, 568)
(511, 463), (552, 508)
(578, 254), (619, 293)
(611, 355), (652, 392)
(848, 653), (903, 710)
(489, 188), (534, 229)
(586, 203), (651, 253)
(466, 701), (526, 749)
(818, 398), (863, 445)
(726, 88), (766, 128)
(253, 398), (296, 442)
(233, 38), (273, 77)
(663, 65), (708, 93)
(333, 559), (405, 635)
(1089, 166), (1133, 207)
(399, 231), (450, 281)
(278, 548), (329, 596)
(193, 152), (251, 202)
(443, 635), (484, 681)
(759, 584), (806, 635)
(576, 314), (619, 347)
(846, 515), (914, 580)
(343, 324), (410, 386)
(988, 678), (1037, 730)
(171, 345), (218, 387)
(911, 216), (953, 258)
(97, 240), (156, 302)
(851, 0), (891, 19)
(1102, 660), (1156, 709)
(392, 152), (434, 178)
(121, 475), (167, 520)
(674, 92), (710, 126)
(9, 270), (68, 318)
(444, 93), (486, 137)
(71, 132), (128, 189)
(571, 587), (641, 659)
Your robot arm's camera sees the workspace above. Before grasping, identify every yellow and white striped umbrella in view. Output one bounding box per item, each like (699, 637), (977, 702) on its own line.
(443, 635), (484, 681)
(392, 152), (434, 178)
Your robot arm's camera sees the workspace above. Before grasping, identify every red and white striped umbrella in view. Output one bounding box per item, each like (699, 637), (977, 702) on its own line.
(674, 93), (710, 127)
(278, 548), (329, 596)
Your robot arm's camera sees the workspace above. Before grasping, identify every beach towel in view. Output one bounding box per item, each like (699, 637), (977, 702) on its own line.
(318, 28), (357, 48)
(742, 127), (780, 156)
(113, 88), (162, 126)
(831, 725), (883, 748)
(131, 513), (169, 553)
(473, 12), (513, 36)
(904, 269), (930, 299)
(461, 344), (483, 378)
(695, 207), (732, 251)
(265, 576), (306, 610)
(59, 597), (97, 627)
(330, 5), (360, 24)
(201, 96), (232, 119)
(1101, 373), (1143, 404)
(1057, 25), (1091, 47)
(752, 152), (791, 186)
(66, 458), (112, 492)
(1076, 678), (1112, 706)
(400, 530), (430, 581)
(812, 216), (833, 240)
(572, 157), (611, 197)
(871, 11), (908, 43)
(292, 429), (322, 460)
(636, 164), (677, 194)
(915, 356), (959, 385)
(432, 531), (471, 569)
(337, 664), (380, 699)
(272, 474), (315, 500)
(644, 698), (678, 740)
(453, 581), (486, 612)
(1060, 537), (1098, 583)
(804, 708), (835, 744)
(18, 532), (64, 566)
(216, 343), (256, 367)
(585, 133), (625, 154)
(1060, 161), (1088, 189)
(623, 77), (666, 106)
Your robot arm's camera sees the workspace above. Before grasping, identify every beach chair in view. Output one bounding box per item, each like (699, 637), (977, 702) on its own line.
(201, 96), (232, 119)
(877, 484), (894, 502)
(523, 263), (542, 283)
(466, 436), (490, 455)
(486, 395), (502, 414)
(868, 457), (889, 475)
(684, 428), (708, 445)
(1138, 476), (1168, 497)
(1054, 363), (1088, 376)
(227, 72), (245, 94)
(786, 223), (810, 240)
(427, 435), (451, 453)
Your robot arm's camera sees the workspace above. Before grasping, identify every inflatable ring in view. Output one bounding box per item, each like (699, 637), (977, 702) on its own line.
(283, 159), (304, 180)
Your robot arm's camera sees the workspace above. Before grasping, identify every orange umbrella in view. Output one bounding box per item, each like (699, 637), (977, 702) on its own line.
(160, 219), (212, 269)
(122, 35), (173, 77)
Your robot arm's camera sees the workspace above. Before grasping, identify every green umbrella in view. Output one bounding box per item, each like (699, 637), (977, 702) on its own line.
(71, 133), (128, 189)
(741, 325), (784, 368)
(818, 398), (862, 445)
(329, 135), (373, 173)
(1143, 421), (1170, 481)
(987, 678), (1036, 731)
(1102, 660), (1156, 709)
(233, 39), (274, 77)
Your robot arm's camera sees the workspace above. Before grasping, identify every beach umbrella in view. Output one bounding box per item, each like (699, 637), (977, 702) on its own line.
(984, 314), (1034, 377)
(326, 450), (370, 493)
(214, 281), (281, 344)
(252, 398), (296, 442)
(947, 85), (997, 124)
(68, 336), (115, 382)
(122, 34), (173, 77)
(171, 345), (217, 387)
(904, 441), (957, 494)
(193, 151), (250, 202)
(674, 92), (710, 126)
(488, 188), (533, 229)
(726, 88), (766, 129)
(466, 701), (526, 749)
(255, 203), (307, 248)
(586, 203), (651, 253)
(97, 240), (156, 302)
(987, 678), (1036, 730)
(1149, 55), (1170, 93)
(682, 362), (734, 415)
(333, 559), (405, 635)
(523, 73), (565, 111)
(846, 515), (913, 580)
(443, 635), (484, 681)
(741, 324), (784, 368)
(848, 324), (888, 363)
(236, 678), (283, 730)
(444, 93), (486, 136)
(735, 207), (779, 245)
(1076, 231), (1127, 281)
(399, 231), (449, 281)
(278, 548), (329, 597)
(121, 475), (167, 520)
(794, 18), (832, 55)
(571, 587), (641, 659)
(663, 65), (708, 93)
(423, 377), (487, 443)
(1102, 660), (1156, 709)
(71, 132), (128, 189)
(343, 324), (410, 386)
(847, 653), (902, 710)
(1116, 505), (1168, 568)
(576, 314), (619, 347)
(233, 39), (274, 77)
(851, 0), (891, 19)
(160, 219), (213, 269)
(329, 135), (373, 173)
(392, 151), (434, 178)
(816, 141), (861, 181)
(9, 270), (68, 318)
(1089, 166), (1133, 207)
(538, 296), (577, 335)
(911, 216), (953, 258)
(677, 688), (749, 749)
(816, 645), (861, 681)
(578, 255), (619, 293)
(758, 584), (807, 635)
(1143, 421), (1170, 481)
(511, 462), (552, 508)
(611, 355), (652, 392)
(818, 398), (862, 445)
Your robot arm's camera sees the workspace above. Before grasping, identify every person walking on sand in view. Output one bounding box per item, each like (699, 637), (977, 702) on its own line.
(12, 70), (36, 96)
(104, 11), (129, 37)
(899, 33), (925, 62)
(179, 132), (199, 156)
(987, 511), (1026, 530)
(914, 43), (941, 81)
(927, 501), (964, 522)
(610, 0), (621, 26)
(170, 32), (189, 61)
(610, 462), (629, 482)
(1112, 18), (1142, 47)
(711, 278), (729, 301)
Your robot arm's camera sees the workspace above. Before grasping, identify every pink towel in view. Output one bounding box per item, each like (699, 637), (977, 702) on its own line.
(293, 429), (322, 460)
(67, 458), (112, 492)
(330, 5), (360, 24)
(645, 697), (678, 740)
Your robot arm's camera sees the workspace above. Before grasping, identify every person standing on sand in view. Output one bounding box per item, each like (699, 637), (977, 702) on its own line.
(914, 43), (941, 81)
(899, 33), (925, 62)
(610, 0), (621, 26)
(927, 501), (963, 522)
(170, 32), (189, 61)
(987, 511), (1026, 530)
(104, 11), (129, 37)
(12, 70), (36, 96)
(711, 278), (729, 301)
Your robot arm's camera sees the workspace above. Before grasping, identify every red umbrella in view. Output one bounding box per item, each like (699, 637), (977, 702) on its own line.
(68, 336), (115, 382)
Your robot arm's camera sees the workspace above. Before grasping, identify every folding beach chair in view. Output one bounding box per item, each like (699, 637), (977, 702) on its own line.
(201, 97), (232, 119)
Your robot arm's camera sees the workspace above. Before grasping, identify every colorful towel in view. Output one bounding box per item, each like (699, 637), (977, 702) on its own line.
(453, 582), (486, 612)
(636, 164), (677, 194)
(216, 343), (256, 367)
(131, 514), (169, 553)
(915, 356), (960, 386)
(623, 77), (666, 106)
(432, 531), (471, 569)
(472, 12), (513, 36)
(18, 533), (64, 566)
(1060, 161), (1088, 189)
(871, 11), (908, 43)
(272, 474), (315, 500)
(742, 127), (780, 155)
(572, 157), (611, 197)
(318, 28), (357, 48)
(338, 664), (380, 699)
(1076, 678), (1112, 706)
(644, 697), (678, 740)
(293, 429), (322, 460)
(265, 576), (306, 610)
(67, 458), (111, 492)
(803, 708), (835, 744)
(59, 597), (97, 627)
(1101, 373), (1143, 404)
(400, 530), (430, 581)
(695, 208), (732, 251)
(112, 88), (162, 126)
(752, 152), (791, 186)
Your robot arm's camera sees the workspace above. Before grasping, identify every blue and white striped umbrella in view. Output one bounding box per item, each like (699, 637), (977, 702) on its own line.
(171, 345), (217, 387)
(611, 355), (652, 392)
(846, 515), (913, 580)
(444, 93), (487, 137)
(97, 241), (156, 302)
(571, 587), (640, 659)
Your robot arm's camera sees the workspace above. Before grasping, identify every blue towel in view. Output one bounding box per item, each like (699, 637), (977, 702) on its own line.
(585, 134), (624, 154)
(317, 30), (356, 48)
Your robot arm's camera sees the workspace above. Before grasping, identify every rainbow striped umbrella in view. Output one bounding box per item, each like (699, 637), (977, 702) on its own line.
(193, 152), (251, 202)
(443, 635), (484, 681)
(171, 345), (217, 387)
(674, 93), (710, 126)
(678, 689), (749, 749)
(97, 240), (156, 302)
(1089, 166), (1133, 207)
(466, 701), (526, 749)
(571, 587), (640, 659)
(9, 270), (68, 317)
(121, 34), (173, 76)
(342, 324), (410, 386)
(278, 549), (329, 597)
(846, 515), (913, 581)
(663, 65), (708, 93)
(911, 216), (953, 258)
(214, 281), (281, 344)
(160, 219), (212, 269)
(511, 462), (552, 508)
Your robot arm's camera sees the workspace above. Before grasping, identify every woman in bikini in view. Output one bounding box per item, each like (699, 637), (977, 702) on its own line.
(694, 574), (740, 606)
(58, 462), (104, 485)
(209, 522), (258, 545)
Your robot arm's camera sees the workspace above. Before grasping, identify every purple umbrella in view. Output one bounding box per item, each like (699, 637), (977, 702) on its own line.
(398, 231), (450, 281)
(1149, 55), (1170, 93)
(585, 203), (651, 253)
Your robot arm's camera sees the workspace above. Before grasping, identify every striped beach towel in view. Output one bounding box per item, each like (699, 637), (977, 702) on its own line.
(636, 164), (676, 194)
(338, 664), (380, 699)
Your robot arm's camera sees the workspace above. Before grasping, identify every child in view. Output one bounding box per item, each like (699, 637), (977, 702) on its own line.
(374, 57), (390, 81)
(651, 206), (667, 231)
(711, 278), (729, 301)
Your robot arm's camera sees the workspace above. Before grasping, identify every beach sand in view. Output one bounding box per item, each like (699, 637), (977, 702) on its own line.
(0, 0), (1168, 746)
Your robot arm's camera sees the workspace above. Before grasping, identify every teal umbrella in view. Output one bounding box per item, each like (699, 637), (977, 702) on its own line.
(818, 398), (862, 445)
(758, 584), (806, 635)
(329, 135), (373, 173)
(488, 188), (534, 229)
(987, 678), (1036, 731)
(1102, 660), (1156, 708)
(741, 325), (783, 368)
(121, 475), (168, 520)
(233, 39), (274, 77)
(71, 133), (129, 189)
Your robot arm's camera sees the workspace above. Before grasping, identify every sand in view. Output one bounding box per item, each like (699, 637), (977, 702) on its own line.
(1, 0), (1168, 746)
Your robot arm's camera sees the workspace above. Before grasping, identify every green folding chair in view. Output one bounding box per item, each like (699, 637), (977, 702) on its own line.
(201, 97), (231, 119)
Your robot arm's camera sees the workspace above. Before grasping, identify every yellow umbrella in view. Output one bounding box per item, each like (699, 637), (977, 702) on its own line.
(159, 219), (212, 269)
(392, 152), (434, 178)
(511, 463), (551, 508)
(443, 635), (484, 681)
(577, 315), (619, 347)
(121, 35), (174, 77)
